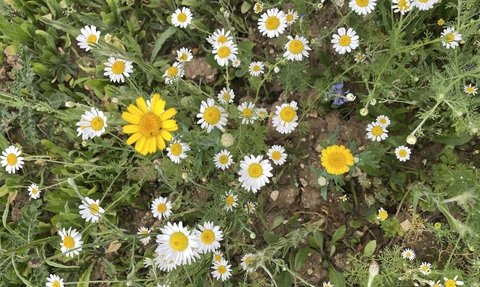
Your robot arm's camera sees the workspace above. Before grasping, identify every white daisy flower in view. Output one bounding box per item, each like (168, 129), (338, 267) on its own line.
(283, 35), (311, 61)
(392, 0), (412, 15)
(419, 262), (432, 275)
(354, 53), (366, 63)
(268, 145), (287, 165)
(214, 149), (233, 170)
(331, 27), (360, 54)
(223, 190), (238, 211)
(285, 9), (299, 26)
(46, 274), (64, 287)
(444, 276), (463, 286)
(104, 33), (112, 43)
(249, 61), (265, 77)
(213, 41), (238, 66)
(76, 107), (107, 140)
(429, 280), (443, 287)
(171, 7), (192, 28)
(412, 0), (438, 11)
(253, 2), (264, 14)
(241, 253), (256, 272)
(402, 248), (416, 260)
(104, 57), (133, 83)
(76, 25), (100, 51)
(377, 207), (388, 221)
(207, 28), (234, 47)
(217, 87), (235, 103)
(194, 221), (223, 253)
(232, 58), (241, 67)
(167, 139), (190, 164)
(376, 115), (391, 127)
(59, 227), (83, 257)
(238, 154), (273, 193)
(151, 196), (172, 220)
(258, 8), (287, 38)
(349, 0), (377, 15)
(245, 201), (256, 214)
(155, 221), (200, 266)
(464, 84), (478, 95)
(143, 257), (154, 268)
(197, 98), (228, 133)
(1, 145), (24, 174)
(154, 252), (178, 272)
(335, 0), (346, 7)
(28, 183), (41, 199)
(213, 251), (224, 263)
(323, 282), (334, 287)
(138, 227), (152, 245)
(176, 47), (193, 62)
(211, 259), (232, 281)
(79, 196), (104, 223)
(163, 62), (184, 84)
(441, 27), (462, 49)
(272, 101), (299, 134)
(366, 122), (388, 141)
(256, 108), (268, 117)
(395, 145), (411, 162)
(238, 102), (258, 124)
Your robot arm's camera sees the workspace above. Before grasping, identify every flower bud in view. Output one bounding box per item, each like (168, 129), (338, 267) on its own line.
(406, 135), (417, 145)
(221, 133), (235, 148)
(82, 140), (88, 147)
(360, 108), (369, 116)
(274, 67), (280, 73)
(250, 232), (256, 239)
(181, 172), (188, 180)
(369, 261), (379, 277)
(317, 176), (327, 186)
(370, 99), (377, 106)
(346, 93), (356, 102)
(65, 101), (75, 108)
(111, 97), (118, 103)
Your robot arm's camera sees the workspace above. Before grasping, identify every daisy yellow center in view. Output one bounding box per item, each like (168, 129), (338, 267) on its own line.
(177, 13), (187, 23)
(419, 0), (428, 2)
(87, 34), (97, 44)
(432, 284), (441, 287)
(141, 230), (149, 234)
(245, 256), (252, 263)
(371, 126), (384, 136)
(438, 19), (444, 25)
(225, 195), (234, 206)
(91, 116), (105, 131)
(339, 35), (351, 47)
(6, 154), (17, 166)
(222, 93), (231, 101)
(242, 108), (253, 117)
(204, 106), (221, 124)
(355, 0), (369, 7)
(398, 0), (409, 9)
(445, 280), (456, 287)
(254, 4), (262, 12)
(435, 223), (441, 228)
(378, 210), (388, 220)
(398, 149), (407, 157)
(379, 118), (387, 125)
(253, 65), (261, 72)
(52, 281), (61, 287)
(170, 232), (188, 251)
(217, 46), (231, 59)
(356, 55), (363, 60)
(217, 265), (227, 274)
(271, 151), (282, 161)
(89, 203), (99, 214)
(288, 39), (304, 54)
(111, 61), (125, 75)
(466, 87), (475, 93)
(280, 106), (296, 122)
(157, 203), (167, 213)
(179, 54), (188, 61)
(214, 254), (222, 261)
(170, 143), (183, 156)
(63, 236), (75, 249)
(201, 230), (215, 244)
(217, 35), (228, 44)
(167, 66), (179, 77)
(248, 205), (253, 210)
(446, 33), (455, 42)
(286, 14), (293, 22)
(265, 16), (280, 31)
(248, 163), (263, 178)
(421, 265), (429, 271)
(31, 188), (38, 194)
(219, 155), (229, 164)
(139, 113), (162, 137)
(405, 252), (411, 258)
(105, 35), (112, 41)
(328, 152), (347, 169)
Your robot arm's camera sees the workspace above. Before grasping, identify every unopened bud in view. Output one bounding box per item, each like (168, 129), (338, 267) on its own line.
(360, 108), (369, 116)
(250, 232), (256, 239)
(369, 261), (379, 277)
(221, 133), (235, 148)
(370, 99), (377, 106)
(346, 93), (356, 102)
(317, 176), (327, 186)
(406, 135), (417, 145)
(65, 101), (75, 108)
(274, 67), (280, 73)
(81, 141), (88, 147)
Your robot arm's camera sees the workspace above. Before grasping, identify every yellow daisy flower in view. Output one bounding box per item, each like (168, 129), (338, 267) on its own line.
(321, 145), (354, 175)
(121, 94), (178, 155)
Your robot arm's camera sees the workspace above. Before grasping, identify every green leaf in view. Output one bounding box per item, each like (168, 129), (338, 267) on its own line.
(263, 232), (280, 245)
(102, 257), (117, 277)
(328, 266), (346, 287)
(150, 26), (177, 62)
(238, 40), (254, 53)
(76, 262), (94, 287)
(433, 133), (472, 146)
(240, 1), (252, 14)
(349, 220), (361, 229)
(271, 215), (284, 230)
(294, 247), (313, 270)
(313, 231), (324, 252)
(278, 270), (292, 287)
(363, 240), (376, 256)
(331, 225), (346, 244)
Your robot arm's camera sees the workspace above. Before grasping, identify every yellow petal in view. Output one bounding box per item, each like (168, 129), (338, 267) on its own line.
(123, 124), (140, 134)
(147, 138), (156, 154)
(159, 130), (172, 142)
(156, 135), (166, 150)
(127, 104), (144, 118)
(126, 132), (143, 145)
(152, 98), (166, 116)
(135, 136), (146, 155)
(136, 97), (149, 114)
(122, 112), (141, 125)
(160, 107), (177, 121)
(162, 120), (178, 131)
